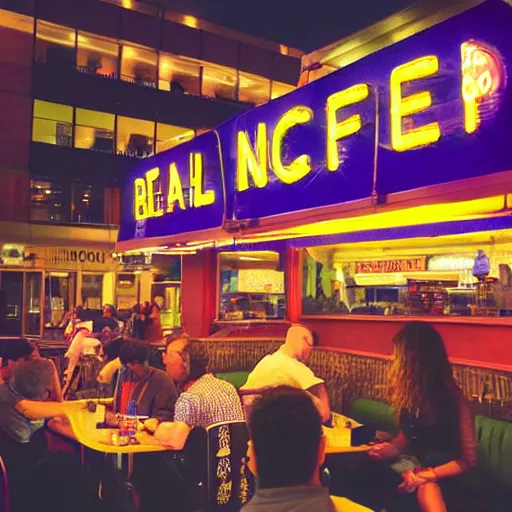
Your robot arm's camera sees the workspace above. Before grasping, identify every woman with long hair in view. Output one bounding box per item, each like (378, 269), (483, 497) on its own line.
(369, 322), (477, 511)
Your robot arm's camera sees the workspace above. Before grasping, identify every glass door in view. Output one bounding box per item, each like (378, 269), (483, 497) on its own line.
(0, 271), (23, 335)
(151, 282), (181, 330)
(45, 272), (76, 327)
(25, 272), (43, 336)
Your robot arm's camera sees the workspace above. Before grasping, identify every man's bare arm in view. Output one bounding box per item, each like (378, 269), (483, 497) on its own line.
(307, 383), (331, 422)
(15, 400), (69, 421)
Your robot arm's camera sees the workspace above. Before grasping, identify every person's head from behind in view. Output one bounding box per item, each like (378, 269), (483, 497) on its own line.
(284, 324), (315, 363)
(247, 386), (325, 489)
(390, 321), (456, 418)
(1, 338), (35, 382)
(162, 336), (190, 383)
(120, 340), (150, 377)
(12, 359), (54, 401)
(101, 336), (125, 362)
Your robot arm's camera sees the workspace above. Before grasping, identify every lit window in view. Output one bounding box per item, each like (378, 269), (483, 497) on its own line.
(239, 72), (271, 106)
(102, 0), (160, 16)
(30, 179), (70, 222)
(202, 62), (238, 101)
(35, 20), (76, 66)
(271, 81), (295, 100)
(121, 44), (157, 87)
(77, 31), (119, 77)
(158, 53), (200, 95)
(218, 252), (286, 321)
(32, 100), (73, 146)
(0, 9), (33, 34)
(81, 274), (103, 310)
(75, 108), (115, 152)
(72, 184), (104, 224)
(117, 116), (155, 157)
(156, 123), (194, 153)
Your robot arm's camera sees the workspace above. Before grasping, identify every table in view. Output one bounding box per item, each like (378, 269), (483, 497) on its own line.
(62, 399), (171, 474)
(323, 412), (371, 455)
(331, 496), (374, 511)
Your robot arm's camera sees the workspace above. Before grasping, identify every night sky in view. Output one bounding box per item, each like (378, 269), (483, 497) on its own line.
(153, 0), (418, 52)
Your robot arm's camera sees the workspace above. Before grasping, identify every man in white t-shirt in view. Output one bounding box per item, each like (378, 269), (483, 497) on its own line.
(240, 325), (331, 422)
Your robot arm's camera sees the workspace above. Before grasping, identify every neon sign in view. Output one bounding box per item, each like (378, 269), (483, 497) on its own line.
(236, 46), (504, 192)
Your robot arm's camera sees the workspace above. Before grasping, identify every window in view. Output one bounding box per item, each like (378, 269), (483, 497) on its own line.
(45, 273), (76, 328)
(156, 123), (194, 153)
(82, 274), (103, 310)
(72, 184), (105, 224)
(117, 116), (155, 157)
(77, 31), (119, 77)
(271, 81), (295, 100)
(158, 53), (201, 95)
(202, 63), (238, 101)
(301, 246), (512, 318)
(30, 180), (70, 222)
(218, 251), (285, 321)
(35, 20), (76, 67)
(75, 108), (115, 152)
(239, 72), (270, 106)
(121, 44), (157, 87)
(32, 100), (73, 146)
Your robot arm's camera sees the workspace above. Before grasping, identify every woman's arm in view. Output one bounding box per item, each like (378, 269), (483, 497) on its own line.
(417, 395), (477, 482)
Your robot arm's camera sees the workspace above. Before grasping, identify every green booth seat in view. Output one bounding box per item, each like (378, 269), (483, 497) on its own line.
(215, 371), (250, 390)
(349, 398), (400, 437)
(475, 415), (512, 493)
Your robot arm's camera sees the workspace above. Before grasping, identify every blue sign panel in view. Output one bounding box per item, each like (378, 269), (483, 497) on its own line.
(221, 0), (511, 221)
(117, 131), (224, 243)
(119, 0), (512, 243)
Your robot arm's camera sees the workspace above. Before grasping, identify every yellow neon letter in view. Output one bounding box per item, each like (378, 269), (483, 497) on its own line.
(167, 163), (185, 212)
(271, 106), (313, 184)
(189, 153), (215, 208)
(134, 177), (148, 220)
(145, 167), (163, 217)
(390, 56), (441, 152)
(326, 83), (369, 171)
(237, 123), (268, 191)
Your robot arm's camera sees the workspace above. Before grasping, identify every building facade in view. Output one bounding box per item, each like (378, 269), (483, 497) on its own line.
(0, 0), (301, 337)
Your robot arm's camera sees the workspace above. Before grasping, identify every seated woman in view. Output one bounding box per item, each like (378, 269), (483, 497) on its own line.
(368, 322), (477, 512)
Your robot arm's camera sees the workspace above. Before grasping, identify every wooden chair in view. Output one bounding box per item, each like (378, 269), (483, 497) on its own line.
(0, 456), (10, 512)
(205, 421), (254, 512)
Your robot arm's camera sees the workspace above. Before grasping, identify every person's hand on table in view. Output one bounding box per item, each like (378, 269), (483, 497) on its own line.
(105, 411), (120, 427)
(144, 418), (159, 434)
(368, 442), (399, 460)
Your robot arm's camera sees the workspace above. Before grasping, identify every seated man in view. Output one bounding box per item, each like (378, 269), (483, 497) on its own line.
(243, 386), (335, 511)
(135, 342), (244, 512)
(152, 341), (244, 448)
(0, 359), (97, 512)
(1, 338), (62, 401)
(109, 340), (178, 423)
(240, 324), (331, 422)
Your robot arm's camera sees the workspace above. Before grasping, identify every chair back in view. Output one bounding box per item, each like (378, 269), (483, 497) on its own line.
(0, 456), (10, 512)
(205, 420), (254, 512)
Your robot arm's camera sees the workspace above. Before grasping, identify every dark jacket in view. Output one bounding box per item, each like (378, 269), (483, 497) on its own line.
(114, 367), (178, 421)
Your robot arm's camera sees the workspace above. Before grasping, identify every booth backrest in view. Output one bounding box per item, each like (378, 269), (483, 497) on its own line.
(475, 415), (512, 491)
(215, 372), (249, 390)
(349, 398), (399, 437)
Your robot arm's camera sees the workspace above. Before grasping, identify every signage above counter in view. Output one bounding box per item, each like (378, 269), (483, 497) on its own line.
(119, 1), (512, 247)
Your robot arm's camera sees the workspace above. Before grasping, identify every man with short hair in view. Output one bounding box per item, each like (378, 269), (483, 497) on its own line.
(243, 386), (335, 511)
(152, 341), (244, 449)
(241, 325), (331, 422)
(161, 336), (191, 386)
(0, 359), (97, 512)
